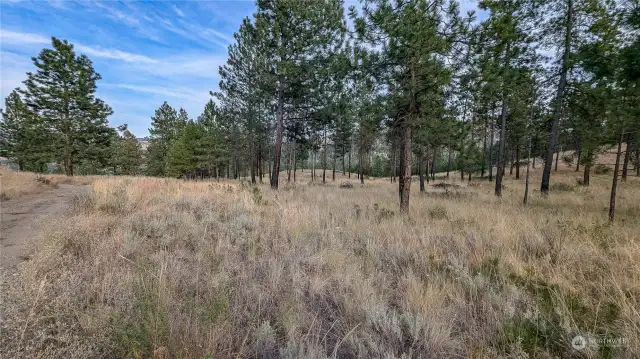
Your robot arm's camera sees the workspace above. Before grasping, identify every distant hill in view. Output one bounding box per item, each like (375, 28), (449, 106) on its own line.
(137, 137), (150, 150)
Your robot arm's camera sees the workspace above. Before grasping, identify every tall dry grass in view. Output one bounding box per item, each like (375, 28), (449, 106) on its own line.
(0, 168), (96, 200)
(2, 167), (639, 358)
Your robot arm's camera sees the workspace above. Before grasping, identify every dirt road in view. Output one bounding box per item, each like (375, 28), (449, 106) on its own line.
(0, 184), (89, 270)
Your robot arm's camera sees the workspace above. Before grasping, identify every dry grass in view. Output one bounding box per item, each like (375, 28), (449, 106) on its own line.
(0, 168), (96, 201)
(2, 166), (640, 358)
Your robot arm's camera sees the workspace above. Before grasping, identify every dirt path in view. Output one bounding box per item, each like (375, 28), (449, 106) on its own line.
(0, 184), (89, 271)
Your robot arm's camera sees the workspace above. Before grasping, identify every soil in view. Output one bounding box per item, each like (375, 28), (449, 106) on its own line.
(0, 184), (89, 271)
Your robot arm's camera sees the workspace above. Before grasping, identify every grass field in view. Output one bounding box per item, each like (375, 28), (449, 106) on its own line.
(1, 164), (639, 358)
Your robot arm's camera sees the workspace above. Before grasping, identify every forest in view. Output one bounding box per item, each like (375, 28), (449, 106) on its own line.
(1, 0), (639, 214)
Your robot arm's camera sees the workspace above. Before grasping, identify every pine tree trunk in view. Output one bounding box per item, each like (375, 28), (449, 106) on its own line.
(250, 146), (256, 184)
(390, 140), (395, 183)
(469, 112), (474, 182)
(348, 149), (351, 178)
(258, 148), (263, 184)
(431, 149), (437, 181)
(542, 0), (572, 194)
(495, 54), (510, 197)
(583, 164), (591, 186)
(575, 143), (581, 172)
(332, 142), (336, 181)
(64, 130), (74, 176)
(622, 133), (631, 182)
(447, 140), (452, 178)
(425, 147), (430, 184)
(509, 152), (514, 175)
(489, 108), (495, 182)
(554, 146), (560, 172)
(394, 139), (399, 183)
(342, 145), (346, 175)
(419, 149), (425, 192)
(524, 136), (532, 204)
(270, 83), (284, 189)
(292, 140), (297, 183)
(267, 146), (271, 180)
(515, 143), (520, 180)
(398, 121), (412, 213)
(609, 130), (624, 222)
(312, 151), (316, 182)
(323, 125), (327, 184)
(482, 112), (488, 178)
(287, 143), (292, 183)
(66, 155), (74, 176)
(359, 152), (364, 185)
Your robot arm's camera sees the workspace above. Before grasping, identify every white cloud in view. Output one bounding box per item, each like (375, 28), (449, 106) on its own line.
(84, 1), (163, 42)
(203, 28), (234, 44)
(107, 84), (206, 101)
(75, 45), (158, 64)
(47, 0), (66, 9)
(93, 1), (140, 26)
(0, 29), (49, 44)
(103, 83), (214, 132)
(0, 51), (31, 101)
(153, 16), (231, 49)
(0, 29), (158, 65)
(172, 4), (185, 18)
(154, 56), (226, 79)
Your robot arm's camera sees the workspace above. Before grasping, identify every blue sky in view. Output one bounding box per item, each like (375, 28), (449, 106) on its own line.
(1, 0), (482, 137)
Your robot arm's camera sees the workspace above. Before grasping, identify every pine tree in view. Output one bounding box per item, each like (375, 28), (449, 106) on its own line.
(112, 124), (143, 175)
(479, 0), (537, 196)
(0, 90), (50, 172)
(538, 0), (605, 193)
(197, 100), (228, 178)
(146, 102), (184, 176)
(253, 0), (346, 189)
(167, 120), (211, 178)
(21, 37), (113, 176)
(353, 0), (467, 212)
(216, 18), (268, 183)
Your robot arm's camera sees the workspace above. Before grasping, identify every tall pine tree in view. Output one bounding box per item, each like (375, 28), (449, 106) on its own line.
(21, 37), (113, 176)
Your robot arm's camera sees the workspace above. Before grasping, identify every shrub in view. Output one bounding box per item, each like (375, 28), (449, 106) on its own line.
(35, 175), (52, 185)
(373, 203), (394, 221)
(428, 205), (448, 220)
(562, 153), (574, 165)
(594, 164), (611, 175)
(251, 186), (263, 205)
(431, 182), (461, 190)
(550, 182), (574, 192)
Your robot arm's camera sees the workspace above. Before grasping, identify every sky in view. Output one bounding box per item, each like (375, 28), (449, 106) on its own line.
(1, 0), (483, 137)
